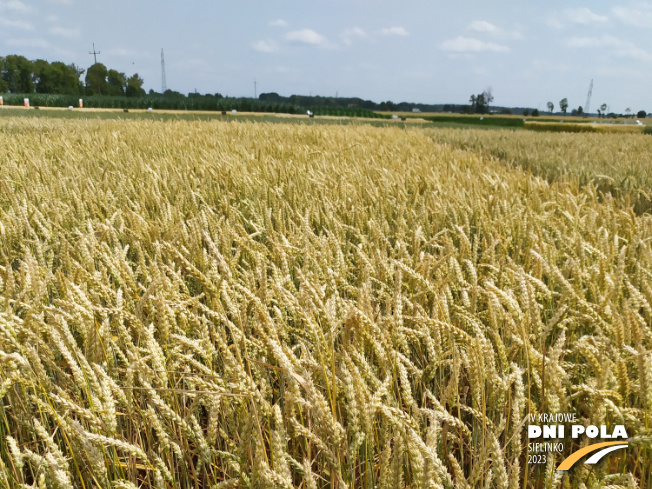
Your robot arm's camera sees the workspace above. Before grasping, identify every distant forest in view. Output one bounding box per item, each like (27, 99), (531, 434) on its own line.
(0, 54), (449, 113)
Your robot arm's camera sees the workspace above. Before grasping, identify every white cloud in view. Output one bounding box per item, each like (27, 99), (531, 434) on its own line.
(341, 27), (369, 45)
(49, 26), (80, 38)
(594, 65), (644, 79)
(531, 59), (571, 73)
(563, 8), (608, 25)
(439, 36), (509, 53)
(566, 35), (652, 60)
(612, 3), (652, 27)
(611, 45), (651, 60)
(285, 29), (327, 46)
(546, 16), (564, 29)
(269, 19), (288, 27)
(381, 26), (409, 36)
(0, 0), (34, 13)
(252, 39), (278, 53)
(566, 37), (601, 48)
(468, 20), (499, 34)
(468, 20), (523, 39)
(0, 17), (33, 30)
(6, 38), (50, 49)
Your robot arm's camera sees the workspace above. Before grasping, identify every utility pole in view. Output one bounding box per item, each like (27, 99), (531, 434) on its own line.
(89, 43), (100, 64)
(253, 79), (257, 99)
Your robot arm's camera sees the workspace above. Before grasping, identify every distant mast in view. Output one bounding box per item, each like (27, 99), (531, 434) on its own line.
(585, 79), (593, 115)
(161, 49), (167, 93)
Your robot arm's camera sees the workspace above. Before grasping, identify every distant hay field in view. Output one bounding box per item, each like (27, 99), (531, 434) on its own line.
(0, 117), (650, 488)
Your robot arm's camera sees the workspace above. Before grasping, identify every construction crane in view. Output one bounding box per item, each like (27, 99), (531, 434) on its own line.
(585, 79), (593, 115)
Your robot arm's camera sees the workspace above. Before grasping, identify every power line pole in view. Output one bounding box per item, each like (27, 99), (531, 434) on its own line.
(89, 43), (100, 64)
(253, 79), (257, 99)
(161, 49), (167, 93)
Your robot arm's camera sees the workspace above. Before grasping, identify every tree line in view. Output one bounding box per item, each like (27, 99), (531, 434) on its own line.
(258, 92), (447, 112)
(0, 55), (145, 97)
(545, 99), (646, 118)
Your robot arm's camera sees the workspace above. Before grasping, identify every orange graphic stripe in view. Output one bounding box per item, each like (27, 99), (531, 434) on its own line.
(556, 442), (628, 471)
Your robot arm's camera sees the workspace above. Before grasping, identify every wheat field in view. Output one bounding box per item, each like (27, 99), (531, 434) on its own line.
(0, 117), (650, 488)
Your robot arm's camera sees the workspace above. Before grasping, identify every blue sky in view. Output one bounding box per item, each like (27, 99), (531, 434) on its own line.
(1, 0), (650, 112)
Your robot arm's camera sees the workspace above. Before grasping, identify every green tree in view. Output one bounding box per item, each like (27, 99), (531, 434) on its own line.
(259, 92), (281, 102)
(33, 59), (53, 93)
(559, 98), (568, 115)
(532, 109), (540, 116)
(469, 88), (493, 114)
(637, 110), (647, 118)
(577, 106), (583, 115)
(600, 103), (607, 118)
(34, 60), (83, 94)
(0, 57), (7, 92)
(106, 69), (126, 96)
(125, 73), (145, 97)
(547, 101), (554, 114)
(85, 63), (108, 95)
(55, 62), (84, 94)
(1, 55), (34, 93)
(163, 89), (184, 98)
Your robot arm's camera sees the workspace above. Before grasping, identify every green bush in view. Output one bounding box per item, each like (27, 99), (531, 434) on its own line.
(310, 106), (390, 118)
(424, 115), (525, 128)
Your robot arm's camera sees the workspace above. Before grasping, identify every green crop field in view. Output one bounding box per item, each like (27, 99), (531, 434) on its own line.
(0, 114), (650, 488)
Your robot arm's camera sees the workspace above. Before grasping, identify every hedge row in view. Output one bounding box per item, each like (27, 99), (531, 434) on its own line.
(0, 94), (390, 118)
(0, 93), (307, 113)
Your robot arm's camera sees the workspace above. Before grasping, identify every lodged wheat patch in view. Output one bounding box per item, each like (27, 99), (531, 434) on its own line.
(0, 117), (650, 488)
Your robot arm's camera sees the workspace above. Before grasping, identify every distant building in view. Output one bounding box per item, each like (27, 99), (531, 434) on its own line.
(412, 108), (421, 113)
